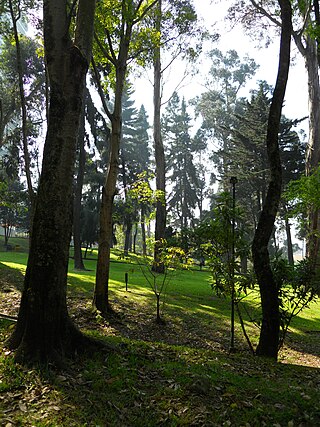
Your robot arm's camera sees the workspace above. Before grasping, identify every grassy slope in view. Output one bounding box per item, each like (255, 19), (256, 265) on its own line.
(0, 246), (320, 426)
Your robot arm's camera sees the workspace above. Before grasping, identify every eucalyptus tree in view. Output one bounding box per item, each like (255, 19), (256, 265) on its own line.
(92, 0), (158, 314)
(194, 48), (258, 188)
(8, 0), (35, 206)
(8, 0), (97, 364)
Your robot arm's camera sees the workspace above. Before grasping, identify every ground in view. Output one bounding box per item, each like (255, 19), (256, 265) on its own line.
(1, 261), (320, 426)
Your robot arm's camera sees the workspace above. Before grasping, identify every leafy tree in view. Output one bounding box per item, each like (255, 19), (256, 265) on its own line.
(92, 0), (158, 315)
(199, 192), (254, 353)
(194, 48), (258, 188)
(8, 0), (97, 364)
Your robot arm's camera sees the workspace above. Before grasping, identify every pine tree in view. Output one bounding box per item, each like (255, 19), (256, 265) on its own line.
(163, 92), (204, 246)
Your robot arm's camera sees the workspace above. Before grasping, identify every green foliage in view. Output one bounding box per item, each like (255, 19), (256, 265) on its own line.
(93, 0), (160, 91)
(162, 92), (204, 230)
(0, 180), (29, 246)
(271, 256), (319, 347)
(139, 239), (190, 322)
(198, 192), (250, 292)
(286, 165), (320, 212)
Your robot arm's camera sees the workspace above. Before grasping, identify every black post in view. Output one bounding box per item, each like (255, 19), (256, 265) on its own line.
(230, 176), (237, 353)
(125, 272), (128, 291)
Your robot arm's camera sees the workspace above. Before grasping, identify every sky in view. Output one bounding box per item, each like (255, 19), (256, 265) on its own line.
(134, 0), (309, 131)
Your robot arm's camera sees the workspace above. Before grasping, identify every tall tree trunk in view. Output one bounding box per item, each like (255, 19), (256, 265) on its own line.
(284, 206), (294, 265)
(73, 100), (86, 270)
(8, 0), (97, 364)
(9, 0), (35, 224)
(94, 52), (130, 313)
(133, 223), (138, 254)
(124, 219), (132, 256)
(141, 206), (147, 256)
(252, 0), (292, 360)
(94, 116), (121, 313)
(293, 26), (320, 267)
(153, 0), (166, 273)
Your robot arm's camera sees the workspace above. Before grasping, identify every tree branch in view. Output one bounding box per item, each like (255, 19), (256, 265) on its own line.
(91, 57), (112, 121)
(94, 31), (116, 65)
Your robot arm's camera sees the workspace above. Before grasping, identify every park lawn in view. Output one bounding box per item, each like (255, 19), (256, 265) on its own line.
(0, 249), (320, 426)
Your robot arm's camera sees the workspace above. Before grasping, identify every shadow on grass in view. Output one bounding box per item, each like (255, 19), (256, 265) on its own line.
(0, 261), (24, 293)
(1, 328), (319, 427)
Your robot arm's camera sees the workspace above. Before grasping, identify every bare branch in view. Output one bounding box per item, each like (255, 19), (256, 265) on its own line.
(249, 0), (282, 27)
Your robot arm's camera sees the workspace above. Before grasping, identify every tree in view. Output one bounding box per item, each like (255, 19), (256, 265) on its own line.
(228, 0), (320, 267)
(225, 83), (305, 261)
(73, 99), (87, 270)
(93, 0), (158, 314)
(8, 0), (36, 208)
(8, 0), (97, 364)
(118, 88), (151, 255)
(0, 25), (45, 191)
(0, 179), (28, 248)
(251, 0), (292, 360)
(194, 48), (258, 189)
(162, 92), (204, 246)
(150, 0), (202, 272)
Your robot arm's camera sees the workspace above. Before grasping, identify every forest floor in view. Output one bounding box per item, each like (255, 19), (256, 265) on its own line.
(0, 252), (320, 426)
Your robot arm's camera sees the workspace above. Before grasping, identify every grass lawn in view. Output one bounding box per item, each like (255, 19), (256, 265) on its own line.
(0, 241), (320, 426)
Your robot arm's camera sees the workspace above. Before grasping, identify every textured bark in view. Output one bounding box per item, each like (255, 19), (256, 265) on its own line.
(252, 0), (292, 360)
(8, 0), (96, 364)
(152, 0), (166, 274)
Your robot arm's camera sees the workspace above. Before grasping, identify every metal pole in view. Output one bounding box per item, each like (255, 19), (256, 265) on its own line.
(229, 176), (237, 353)
(125, 272), (128, 291)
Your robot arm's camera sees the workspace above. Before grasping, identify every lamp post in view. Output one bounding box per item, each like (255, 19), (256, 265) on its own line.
(229, 176), (237, 353)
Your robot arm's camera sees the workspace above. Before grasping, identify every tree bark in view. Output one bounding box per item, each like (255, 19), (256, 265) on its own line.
(94, 37), (131, 313)
(8, 0), (97, 364)
(292, 17), (320, 267)
(252, 0), (292, 360)
(152, 0), (166, 273)
(284, 214), (294, 265)
(141, 206), (147, 256)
